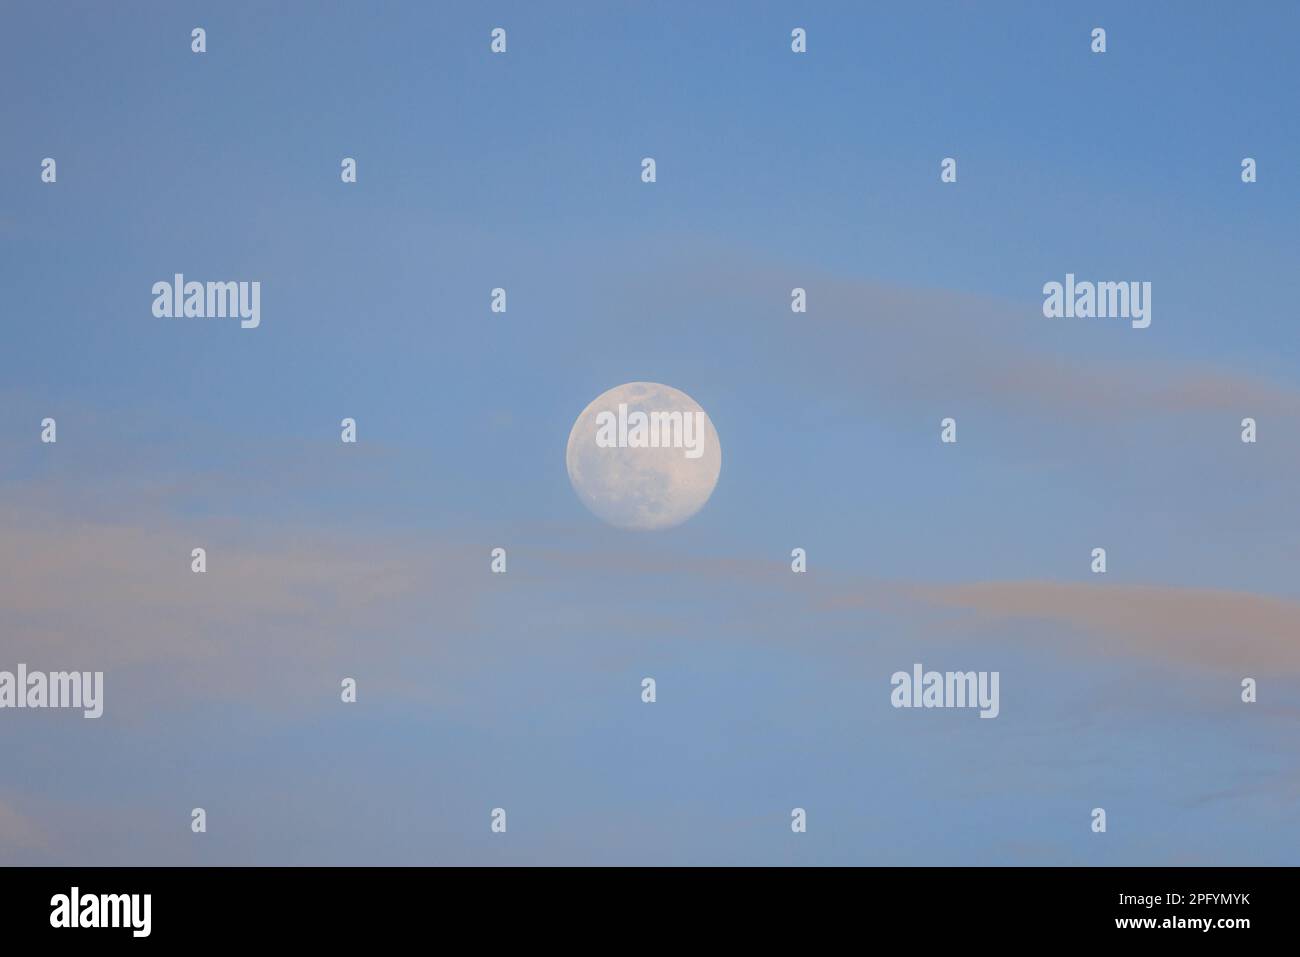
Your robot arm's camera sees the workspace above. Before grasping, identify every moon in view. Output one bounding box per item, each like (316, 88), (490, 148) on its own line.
(566, 382), (722, 530)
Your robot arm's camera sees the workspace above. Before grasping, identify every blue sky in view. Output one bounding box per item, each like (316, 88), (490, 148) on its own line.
(1, 1), (1298, 864)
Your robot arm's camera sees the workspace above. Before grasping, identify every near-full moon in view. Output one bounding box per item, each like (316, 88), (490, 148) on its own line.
(566, 382), (722, 530)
